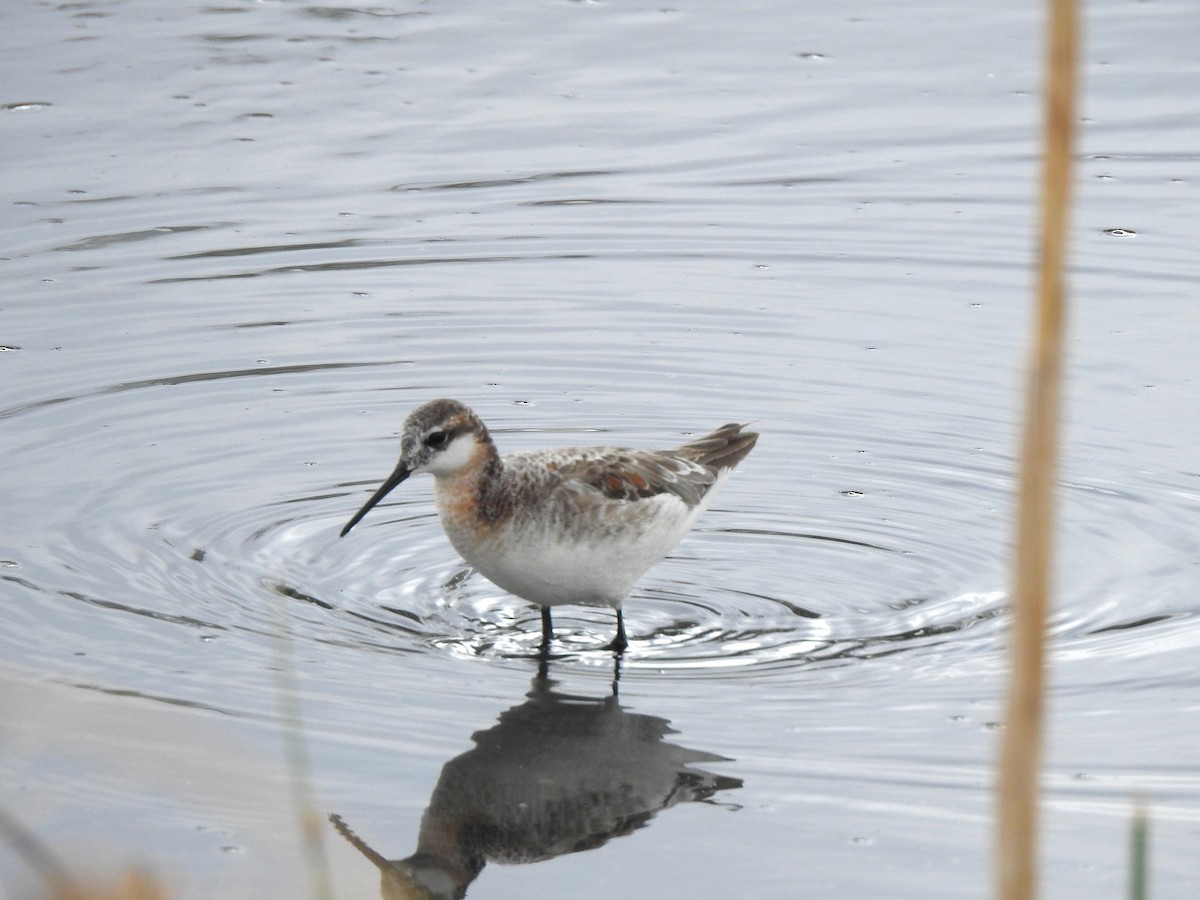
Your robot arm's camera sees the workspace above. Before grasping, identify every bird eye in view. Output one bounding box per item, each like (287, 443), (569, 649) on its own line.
(425, 430), (450, 449)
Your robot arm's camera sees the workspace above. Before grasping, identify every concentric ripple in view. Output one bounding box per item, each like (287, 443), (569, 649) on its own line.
(4, 350), (1199, 706)
(226, 473), (1013, 684)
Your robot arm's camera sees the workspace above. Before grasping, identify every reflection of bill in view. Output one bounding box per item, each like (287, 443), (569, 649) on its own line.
(331, 669), (742, 900)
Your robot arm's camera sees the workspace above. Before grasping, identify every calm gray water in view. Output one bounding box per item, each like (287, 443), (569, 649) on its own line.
(3, 0), (1199, 897)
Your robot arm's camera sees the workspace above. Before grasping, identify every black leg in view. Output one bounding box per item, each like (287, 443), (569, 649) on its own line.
(607, 609), (628, 654)
(540, 606), (554, 650)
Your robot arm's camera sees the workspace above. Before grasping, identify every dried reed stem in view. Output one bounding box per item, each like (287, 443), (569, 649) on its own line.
(269, 602), (336, 900)
(0, 806), (169, 899)
(995, 0), (1079, 898)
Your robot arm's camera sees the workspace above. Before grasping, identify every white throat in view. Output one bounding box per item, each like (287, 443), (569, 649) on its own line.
(422, 432), (480, 478)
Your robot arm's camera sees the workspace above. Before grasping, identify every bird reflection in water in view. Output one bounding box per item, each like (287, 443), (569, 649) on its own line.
(330, 658), (742, 899)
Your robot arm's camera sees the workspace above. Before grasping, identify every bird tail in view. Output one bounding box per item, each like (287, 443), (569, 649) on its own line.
(675, 423), (759, 471)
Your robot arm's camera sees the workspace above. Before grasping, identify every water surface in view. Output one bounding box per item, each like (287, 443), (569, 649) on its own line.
(3, 1), (1200, 897)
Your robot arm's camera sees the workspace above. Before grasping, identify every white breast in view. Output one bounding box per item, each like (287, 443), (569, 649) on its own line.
(437, 471), (729, 610)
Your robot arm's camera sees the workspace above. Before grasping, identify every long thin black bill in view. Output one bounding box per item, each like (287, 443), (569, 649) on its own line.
(339, 462), (412, 537)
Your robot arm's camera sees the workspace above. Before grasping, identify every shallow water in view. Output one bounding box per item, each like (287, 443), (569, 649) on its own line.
(3, 0), (1200, 897)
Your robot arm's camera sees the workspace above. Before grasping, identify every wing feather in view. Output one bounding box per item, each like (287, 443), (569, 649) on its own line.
(509, 422), (757, 507)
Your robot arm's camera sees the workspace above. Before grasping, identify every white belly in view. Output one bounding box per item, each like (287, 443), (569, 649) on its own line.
(438, 488), (716, 610)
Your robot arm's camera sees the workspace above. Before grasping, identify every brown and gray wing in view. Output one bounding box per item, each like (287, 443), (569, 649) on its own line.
(516, 423), (757, 507)
(555, 452), (718, 506)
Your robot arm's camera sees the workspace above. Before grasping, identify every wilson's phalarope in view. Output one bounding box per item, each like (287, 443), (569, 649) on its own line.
(329, 665), (741, 898)
(340, 399), (758, 652)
